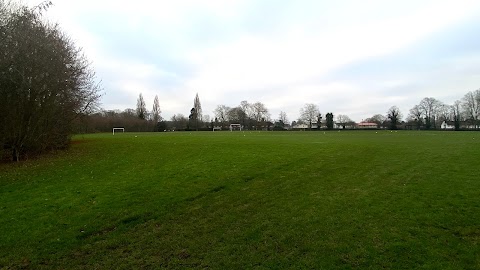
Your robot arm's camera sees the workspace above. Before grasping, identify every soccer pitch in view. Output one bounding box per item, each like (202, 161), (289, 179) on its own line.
(1, 131), (479, 269)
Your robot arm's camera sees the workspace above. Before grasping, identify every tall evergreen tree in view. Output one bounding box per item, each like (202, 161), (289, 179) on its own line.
(152, 95), (161, 130)
(193, 93), (202, 130)
(326, 113), (334, 130)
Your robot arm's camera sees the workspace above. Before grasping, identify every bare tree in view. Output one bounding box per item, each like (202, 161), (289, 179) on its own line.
(365, 114), (387, 128)
(240, 100), (251, 115)
(228, 107), (246, 123)
(251, 102), (269, 130)
(214, 105), (230, 128)
(136, 93), (147, 120)
(240, 100), (253, 129)
(300, 103), (320, 130)
(387, 106), (402, 130)
(279, 111), (288, 126)
(461, 89), (480, 128)
(336, 114), (353, 129)
(408, 105), (423, 130)
(0, 2), (101, 161)
(123, 108), (136, 117)
(419, 97), (440, 129)
(171, 114), (188, 130)
(436, 102), (451, 126)
(451, 100), (462, 130)
(203, 115), (211, 128)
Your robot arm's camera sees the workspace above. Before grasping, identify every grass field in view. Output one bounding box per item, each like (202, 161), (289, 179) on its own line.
(1, 131), (480, 269)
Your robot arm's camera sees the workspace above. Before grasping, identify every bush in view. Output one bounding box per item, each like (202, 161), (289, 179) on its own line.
(0, 1), (101, 161)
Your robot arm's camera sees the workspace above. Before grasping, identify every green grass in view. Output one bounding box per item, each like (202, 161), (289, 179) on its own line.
(1, 131), (480, 269)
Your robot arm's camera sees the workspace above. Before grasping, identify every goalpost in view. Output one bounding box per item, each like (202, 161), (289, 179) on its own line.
(112, 127), (125, 135)
(229, 124), (242, 131)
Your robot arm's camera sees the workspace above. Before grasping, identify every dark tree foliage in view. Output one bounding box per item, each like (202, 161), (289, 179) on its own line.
(171, 114), (188, 130)
(76, 109), (155, 133)
(387, 106), (402, 130)
(0, 1), (101, 161)
(326, 113), (334, 130)
(317, 113), (322, 130)
(156, 121), (167, 132)
(408, 105), (423, 130)
(188, 107), (196, 130)
(452, 101), (462, 131)
(214, 105), (229, 129)
(273, 120), (285, 130)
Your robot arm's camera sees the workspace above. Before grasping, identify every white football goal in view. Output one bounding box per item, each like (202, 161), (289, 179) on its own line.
(229, 124), (242, 131)
(112, 127), (125, 135)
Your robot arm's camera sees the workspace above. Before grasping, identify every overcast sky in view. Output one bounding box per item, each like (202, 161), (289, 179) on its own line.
(26, 0), (480, 122)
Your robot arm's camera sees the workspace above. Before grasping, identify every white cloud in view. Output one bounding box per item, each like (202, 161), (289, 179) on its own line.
(23, 0), (480, 122)
(185, 0), (479, 92)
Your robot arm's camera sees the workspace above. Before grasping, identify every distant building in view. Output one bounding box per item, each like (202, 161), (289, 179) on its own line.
(292, 123), (321, 130)
(441, 120), (478, 130)
(357, 122), (378, 129)
(334, 123), (356, 129)
(441, 121), (455, 130)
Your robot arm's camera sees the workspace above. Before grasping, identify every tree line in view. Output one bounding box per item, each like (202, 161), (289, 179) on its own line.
(79, 95), (271, 132)
(82, 96), (345, 132)
(405, 91), (480, 130)
(366, 91), (480, 130)
(79, 88), (480, 134)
